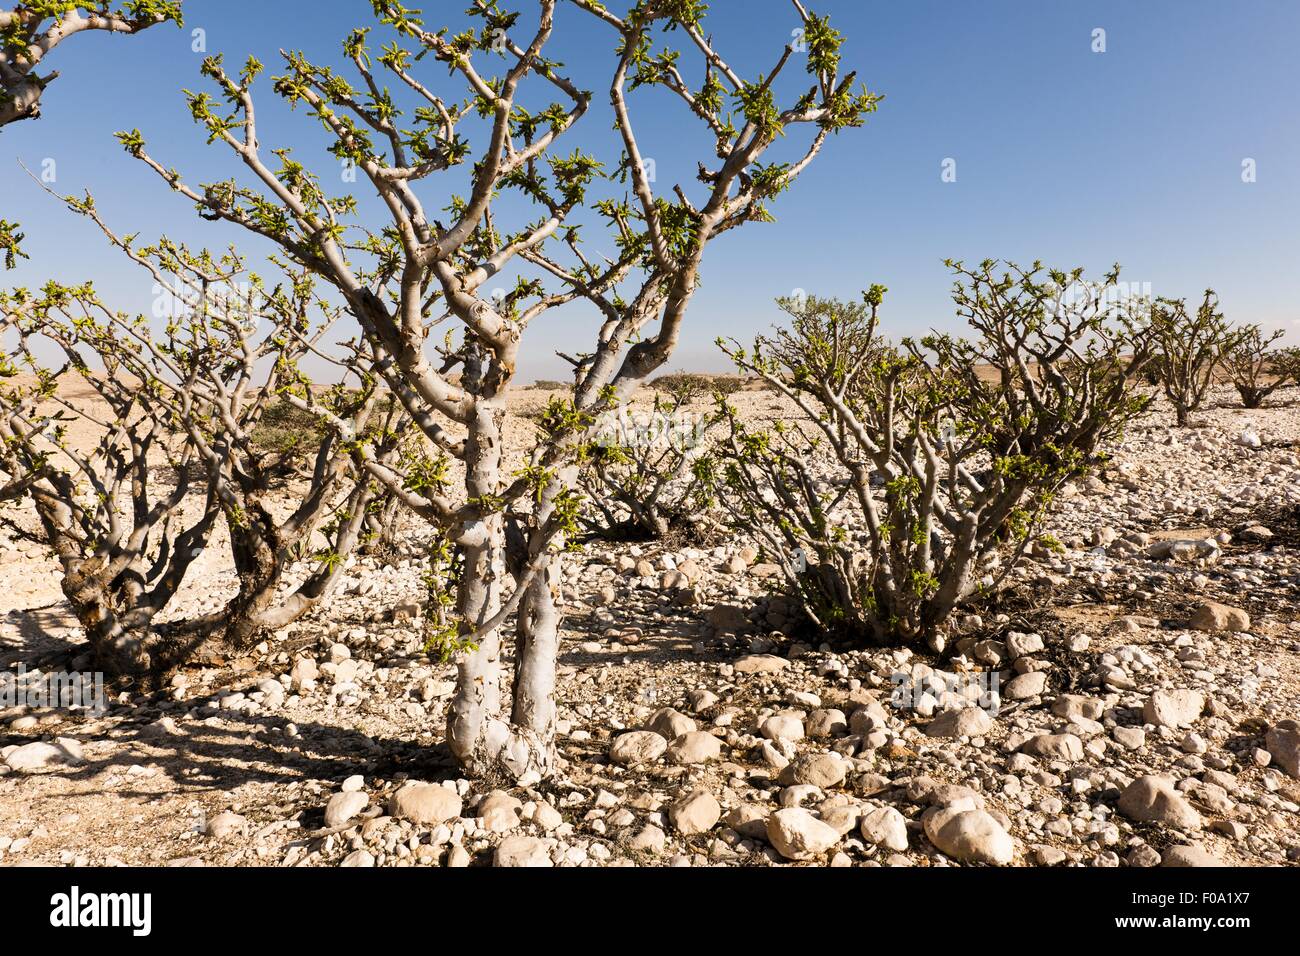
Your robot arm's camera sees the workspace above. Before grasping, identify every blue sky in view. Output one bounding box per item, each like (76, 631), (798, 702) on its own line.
(3, 0), (1299, 379)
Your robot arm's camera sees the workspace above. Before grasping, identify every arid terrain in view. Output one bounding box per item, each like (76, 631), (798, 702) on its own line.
(1, 381), (1298, 868)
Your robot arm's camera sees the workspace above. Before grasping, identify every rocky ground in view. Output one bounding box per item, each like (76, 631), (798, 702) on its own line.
(1, 383), (1298, 868)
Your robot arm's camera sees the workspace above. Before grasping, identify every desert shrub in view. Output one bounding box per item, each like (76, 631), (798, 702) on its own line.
(577, 381), (720, 542)
(1146, 290), (1246, 425)
(255, 391), (416, 561)
(0, 204), (403, 678)
(251, 396), (330, 457)
(711, 262), (1151, 650)
(2, 284), (220, 678)
(1222, 325), (1290, 409)
(651, 372), (748, 397)
(1269, 347), (1300, 394)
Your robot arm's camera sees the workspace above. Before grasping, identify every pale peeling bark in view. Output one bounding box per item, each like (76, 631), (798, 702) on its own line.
(510, 467), (573, 745)
(447, 400), (555, 781)
(513, 558), (561, 740)
(446, 527), (509, 771)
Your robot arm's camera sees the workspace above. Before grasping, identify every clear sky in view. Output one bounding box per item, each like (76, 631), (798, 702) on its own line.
(3, 0), (1299, 379)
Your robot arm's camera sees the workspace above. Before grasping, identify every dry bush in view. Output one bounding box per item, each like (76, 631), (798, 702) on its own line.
(1146, 290), (1246, 425)
(577, 381), (720, 543)
(1222, 325), (1290, 409)
(712, 262), (1151, 650)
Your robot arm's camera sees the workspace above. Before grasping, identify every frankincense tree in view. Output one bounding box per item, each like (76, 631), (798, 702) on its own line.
(0, 192), (402, 680)
(1222, 323), (1290, 409)
(576, 378), (720, 542)
(1146, 290), (1245, 426)
(117, 0), (875, 778)
(713, 262), (1151, 650)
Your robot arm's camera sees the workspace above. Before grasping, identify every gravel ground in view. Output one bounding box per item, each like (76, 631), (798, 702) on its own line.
(1, 383), (1298, 868)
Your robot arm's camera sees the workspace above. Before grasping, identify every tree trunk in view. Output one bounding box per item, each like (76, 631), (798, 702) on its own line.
(224, 506), (285, 648)
(511, 465), (576, 764)
(60, 557), (202, 686)
(446, 402), (554, 782)
(513, 561), (560, 741)
(362, 495), (403, 555)
(228, 482), (375, 637)
(62, 561), (154, 678)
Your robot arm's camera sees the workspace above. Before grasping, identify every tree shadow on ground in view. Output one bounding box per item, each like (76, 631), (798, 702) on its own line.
(0, 603), (83, 670)
(7, 704), (462, 804)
